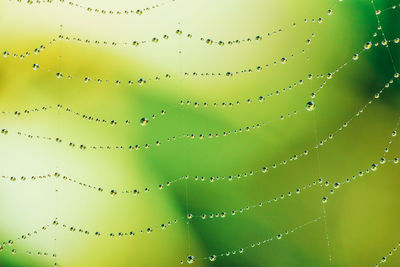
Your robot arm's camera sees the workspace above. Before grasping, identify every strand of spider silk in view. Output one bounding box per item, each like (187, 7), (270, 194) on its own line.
(9, 0), (344, 48)
(51, 215), (186, 240)
(4, 30), (383, 142)
(0, 6), (331, 59)
(187, 145), (398, 224)
(9, 0), (178, 17)
(191, 156), (395, 265)
(376, 240), (400, 266)
(180, 32), (384, 109)
(172, 74), (398, 187)
(0, 218), (58, 267)
(185, 177), (328, 222)
(0, 245), (57, 261)
(56, 10), (329, 49)
(0, 104), (167, 128)
(322, 156), (399, 207)
(313, 36), (400, 97)
(379, 3), (400, 13)
(1, 38), (57, 60)
(0, 122), (269, 194)
(313, 32), (388, 96)
(0, 172), (109, 194)
(0, 78), (394, 197)
(191, 33), (316, 79)
(3, 4), (336, 54)
(2, 37), (389, 122)
(364, 0), (400, 173)
(0, 117), (270, 153)
(370, 0), (400, 81)
(183, 215), (323, 264)
(1, 74), (390, 197)
(24, 32), (316, 87)
(181, 73), (325, 109)
(328, 114), (400, 195)
(382, 116), (400, 158)
(4, 176), (328, 246)
(51, 0), (344, 48)
(0, 220), (54, 252)
(308, 13), (332, 266)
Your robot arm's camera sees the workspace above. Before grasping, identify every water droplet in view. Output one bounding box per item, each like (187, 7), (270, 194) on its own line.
(305, 101), (315, 111)
(140, 118), (149, 126)
(209, 255), (216, 261)
(187, 255), (195, 264)
(364, 42), (372, 50)
(371, 164), (378, 171)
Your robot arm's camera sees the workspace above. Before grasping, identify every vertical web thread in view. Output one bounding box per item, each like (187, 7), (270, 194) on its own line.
(308, 6), (333, 265)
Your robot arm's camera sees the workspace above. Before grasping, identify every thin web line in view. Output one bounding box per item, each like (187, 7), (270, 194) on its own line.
(308, 8), (333, 265)
(368, 1), (400, 265)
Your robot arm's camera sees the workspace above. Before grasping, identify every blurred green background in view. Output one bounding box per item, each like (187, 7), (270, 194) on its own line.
(1, 0), (400, 266)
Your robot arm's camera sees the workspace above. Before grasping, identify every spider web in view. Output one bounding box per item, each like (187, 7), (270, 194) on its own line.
(0, 0), (400, 266)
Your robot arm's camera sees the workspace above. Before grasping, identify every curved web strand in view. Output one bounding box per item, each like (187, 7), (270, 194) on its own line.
(188, 177), (327, 221)
(183, 216), (323, 264)
(180, 33), (384, 110)
(0, 120), (270, 152)
(0, 32), (394, 131)
(3, 1), (340, 49)
(1, 74), (395, 199)
(1, 38), (57, 60)
(164, 74), (398, 187)
(0, 2), (337, 62)
(1, 172), (106, 193)
(375, 240), (400, 266)
(11, 32), (316, 86)
(0, 104), (167, 128)
(56, 13), (325, 48)
(8, 0), (179, 17)
(0, 76), (395, 200)
(192, 155), (400, 264)
(190, 151), (400, 263)
(328, 114), (400, 197)
(0, 219), (55, 255)
(378, 3), (400, 14)
(50, 216), (186, 239)
(0, 178), (329, 250)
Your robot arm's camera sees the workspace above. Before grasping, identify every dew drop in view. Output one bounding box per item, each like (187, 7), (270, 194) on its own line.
(140, 118), (149, 126)
(305, 101), (315, 111)
(364, 42), (372, 50)
(187, 255), (195, 264)
(209, 255), (216, 261)
(371, 164), (378, 171)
